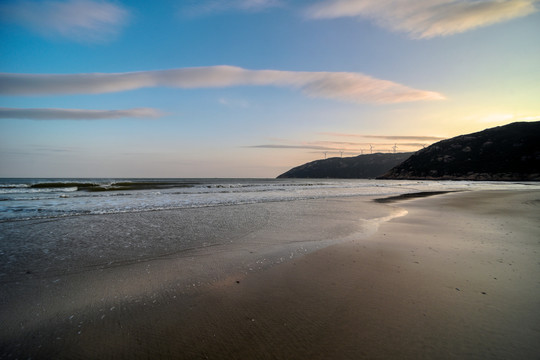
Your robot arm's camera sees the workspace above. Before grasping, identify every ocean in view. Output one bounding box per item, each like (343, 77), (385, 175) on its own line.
(1, 178), (538, 222)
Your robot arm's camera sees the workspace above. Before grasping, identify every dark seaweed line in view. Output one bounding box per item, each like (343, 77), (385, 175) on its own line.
(374, 190), (462, 203)
(28, 181), (201, 192)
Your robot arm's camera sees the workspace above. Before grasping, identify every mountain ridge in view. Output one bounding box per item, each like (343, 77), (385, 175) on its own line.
(380, 121), (540, 181)
(277, 152), (413, 179)
(277, 121), (540, 181)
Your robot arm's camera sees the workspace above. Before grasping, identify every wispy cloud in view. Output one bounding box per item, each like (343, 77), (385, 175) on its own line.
(313, 140), (429, 147)
(306, 0), (537, 38)
(520, 115), (540, 121)
(218, 97), (250, 108)
(321, 133), (446, 141)
(0, 107), (162, 120)
(467, 113), (540, 123)
(182, 0), (282, 16)
(0, 66), (444, 104)
(2, 144), (84, 156)
(247, 144), (339, 150)
(0, 0), (130, 43)
(477, 113), (515, 123)
(31, 145), (79, 153)
(247, 139), (428, 153)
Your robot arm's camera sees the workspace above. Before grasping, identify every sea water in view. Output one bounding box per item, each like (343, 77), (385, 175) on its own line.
(1, 178), (538, 222)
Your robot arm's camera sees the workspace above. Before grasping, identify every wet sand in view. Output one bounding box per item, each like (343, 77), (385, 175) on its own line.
(1, 190), (540, 359)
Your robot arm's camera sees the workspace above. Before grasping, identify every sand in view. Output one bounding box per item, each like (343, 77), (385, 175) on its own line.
(1, 190), (539, 359)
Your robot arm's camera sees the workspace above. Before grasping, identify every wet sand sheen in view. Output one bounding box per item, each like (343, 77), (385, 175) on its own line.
(1, 190), (540, 359)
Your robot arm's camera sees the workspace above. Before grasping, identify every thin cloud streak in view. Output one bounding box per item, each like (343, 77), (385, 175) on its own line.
(0, 0), (130, 43)
(362, 135), (446, 141)
(307, 0), (537, 38)
(246, 144), (339, 150)
(31, 145), (79, 153)
(321, 132), (446, 141)
(0, 107), (162, 120)
(0, 66), (444, 104)
(247, 141), (425, 152)
(183, 0), (282, 15)
(313, 140), (429, 147)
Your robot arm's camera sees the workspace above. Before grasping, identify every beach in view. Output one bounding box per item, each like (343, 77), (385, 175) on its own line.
(1, 189), (539, 359)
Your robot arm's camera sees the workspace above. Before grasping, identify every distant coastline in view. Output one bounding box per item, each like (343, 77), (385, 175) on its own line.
(279, 122), (540, 181)
(277, 152), (412, 179)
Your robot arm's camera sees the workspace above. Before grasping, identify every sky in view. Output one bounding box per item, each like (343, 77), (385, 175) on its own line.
(1, 0), (539, 178)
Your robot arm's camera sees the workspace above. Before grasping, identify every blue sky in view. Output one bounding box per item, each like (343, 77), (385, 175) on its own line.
(1, 0), (539, 177)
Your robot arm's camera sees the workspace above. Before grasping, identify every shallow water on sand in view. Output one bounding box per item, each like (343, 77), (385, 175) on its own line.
(0, 197), (403, 344)
(0, 197), (402, 282)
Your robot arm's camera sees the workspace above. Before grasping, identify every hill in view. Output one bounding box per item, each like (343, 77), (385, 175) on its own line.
(277, 152), (413, 179)
(380, 121), (540, 181)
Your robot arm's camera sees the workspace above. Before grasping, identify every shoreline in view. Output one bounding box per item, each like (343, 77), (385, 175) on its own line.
(1, 190), (540, 359)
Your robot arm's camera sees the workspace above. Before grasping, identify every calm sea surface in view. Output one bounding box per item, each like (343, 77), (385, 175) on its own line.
(1, 178), (538, 222)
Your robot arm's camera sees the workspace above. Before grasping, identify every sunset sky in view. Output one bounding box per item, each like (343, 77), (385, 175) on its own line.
(1, 0), (539, 177)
